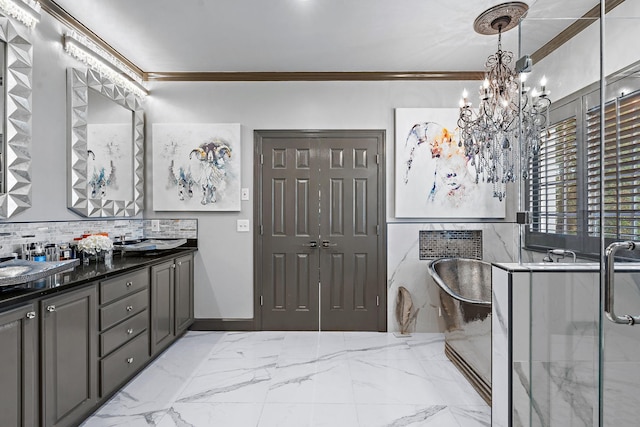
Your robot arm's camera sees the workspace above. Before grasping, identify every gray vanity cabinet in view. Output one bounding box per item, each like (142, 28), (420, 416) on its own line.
(41, 285), (98, 427)
(150, 259), (175, 355)
(0, 249), (195, 427)
(98, 268), (150, 397)
(0, 303), (38, 427)
(174, 253), (194, 335)
(151, 253), (194, 355)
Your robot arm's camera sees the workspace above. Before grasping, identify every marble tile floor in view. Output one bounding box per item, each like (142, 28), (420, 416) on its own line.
(81, 331), (491, 427)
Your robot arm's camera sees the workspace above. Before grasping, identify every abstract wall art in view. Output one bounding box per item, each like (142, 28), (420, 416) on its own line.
(152, 123), (241, 211)
(395, 108), (505, 218)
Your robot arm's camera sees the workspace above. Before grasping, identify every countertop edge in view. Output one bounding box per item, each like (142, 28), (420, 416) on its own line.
(0, 247), (197, 310)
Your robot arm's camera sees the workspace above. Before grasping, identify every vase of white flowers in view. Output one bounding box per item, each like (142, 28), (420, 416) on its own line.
(77, 234), (114, 266)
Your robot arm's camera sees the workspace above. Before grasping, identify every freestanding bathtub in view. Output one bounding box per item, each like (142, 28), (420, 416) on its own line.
(428, 257), (492, 404)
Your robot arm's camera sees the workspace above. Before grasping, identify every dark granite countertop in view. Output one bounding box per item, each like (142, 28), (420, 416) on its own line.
(0, 247), (197, 310)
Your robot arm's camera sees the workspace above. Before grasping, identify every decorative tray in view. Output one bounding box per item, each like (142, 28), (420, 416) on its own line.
(116, 238), (188, 252)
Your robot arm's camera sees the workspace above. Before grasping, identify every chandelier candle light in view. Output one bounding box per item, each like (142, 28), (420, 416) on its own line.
(457, 2), (551, 201)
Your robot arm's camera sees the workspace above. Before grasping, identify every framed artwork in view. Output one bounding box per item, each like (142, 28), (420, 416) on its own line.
(395, 108), (505, 218)
(153, 123), (241, 211)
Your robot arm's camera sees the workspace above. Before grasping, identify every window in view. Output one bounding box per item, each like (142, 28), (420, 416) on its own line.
(526, 72), (640, 258)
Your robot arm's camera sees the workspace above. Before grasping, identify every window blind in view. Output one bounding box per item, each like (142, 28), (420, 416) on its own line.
(529, 116), (578, 235)
(586, 90), (640, 240)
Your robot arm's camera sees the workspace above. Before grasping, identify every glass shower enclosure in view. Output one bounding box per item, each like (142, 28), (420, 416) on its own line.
(518, 1), (640, 426)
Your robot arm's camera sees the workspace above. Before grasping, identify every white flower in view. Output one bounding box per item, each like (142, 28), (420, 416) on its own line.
(77, 234), (113, 255)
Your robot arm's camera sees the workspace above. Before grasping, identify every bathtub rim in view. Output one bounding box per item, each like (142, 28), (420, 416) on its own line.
(428, 257), (492, 306)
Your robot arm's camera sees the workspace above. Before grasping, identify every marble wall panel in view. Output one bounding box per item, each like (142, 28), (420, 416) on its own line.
(492, 266), (511, 427)
(387, 222), (517, 333)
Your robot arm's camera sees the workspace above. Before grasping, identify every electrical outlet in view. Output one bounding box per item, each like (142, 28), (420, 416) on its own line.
(237, 219), (250, 232)
(151, 220), (160, 232)
(241, 188), (250, 201)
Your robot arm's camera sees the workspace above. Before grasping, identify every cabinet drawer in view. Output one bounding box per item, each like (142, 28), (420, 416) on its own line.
(100, 309), (148, 357)
(100, 269), (149, 305)
(100, 331), (149, 397)
(100, 289), (148, 331)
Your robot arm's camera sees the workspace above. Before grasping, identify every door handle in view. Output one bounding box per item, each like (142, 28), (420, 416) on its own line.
(604, 241), (640, 325)
(302, 241), (318, 248)
(321, 241), (337, 248)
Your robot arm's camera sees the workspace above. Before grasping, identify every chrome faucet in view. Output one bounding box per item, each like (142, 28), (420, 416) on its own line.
(542, 249), (577, 263)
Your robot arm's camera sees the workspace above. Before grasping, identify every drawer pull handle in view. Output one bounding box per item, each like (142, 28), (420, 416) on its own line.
(126, 305), (134, 312)
(126, 281), (133, 287)
(127, 328), (134, 335)
(46, 305), (56, 312)
(26, 311), (36, 319)
(126, 357), (134, 364)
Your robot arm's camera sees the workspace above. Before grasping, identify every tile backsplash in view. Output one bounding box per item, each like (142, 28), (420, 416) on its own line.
(418, 229), (483, 260)
(0, 219), (197, 258)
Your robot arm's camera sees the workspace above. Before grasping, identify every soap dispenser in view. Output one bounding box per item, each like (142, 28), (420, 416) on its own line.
(32, 242), (46, 262)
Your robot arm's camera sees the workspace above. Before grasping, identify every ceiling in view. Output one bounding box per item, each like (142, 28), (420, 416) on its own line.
(51, 0), (599, 74)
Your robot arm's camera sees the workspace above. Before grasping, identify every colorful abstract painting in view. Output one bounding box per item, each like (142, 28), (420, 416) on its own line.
(395, 108), (505, 218)
(152, 123), (241, 211)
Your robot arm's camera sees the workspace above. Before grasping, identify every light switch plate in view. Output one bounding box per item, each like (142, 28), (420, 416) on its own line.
(237, 219), (250, 232)
(241, 188), (250, 201)
(151, 220), (160, 232)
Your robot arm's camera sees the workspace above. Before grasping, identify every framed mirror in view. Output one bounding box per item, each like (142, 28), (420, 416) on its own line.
(0, 16), (33, 218)
(67, 67), (144, 216)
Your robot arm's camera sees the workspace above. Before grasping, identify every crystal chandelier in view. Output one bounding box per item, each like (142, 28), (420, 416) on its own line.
(457, 2), (551, 201)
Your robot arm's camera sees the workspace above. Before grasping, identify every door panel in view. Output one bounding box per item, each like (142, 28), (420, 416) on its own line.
(261, 137), (320, 330)
(41, 286), (98, 427)
(0, 304), (37, 427)
(258, 131), (383, 331)
(150, 261), (175, 355)
(319, 137), (380, 331)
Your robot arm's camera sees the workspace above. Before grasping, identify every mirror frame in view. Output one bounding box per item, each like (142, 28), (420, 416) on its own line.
(67, 67), (144, 217)
(0, 16), (33, 218)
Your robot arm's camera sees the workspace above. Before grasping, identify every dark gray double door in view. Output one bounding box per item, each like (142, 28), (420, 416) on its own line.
(255, 130), (385, 331)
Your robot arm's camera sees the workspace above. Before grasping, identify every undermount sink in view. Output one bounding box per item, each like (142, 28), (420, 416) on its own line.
(0, 258), (80, 287)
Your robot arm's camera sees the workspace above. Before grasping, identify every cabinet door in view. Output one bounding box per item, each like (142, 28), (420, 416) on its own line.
(151, 260), (175, 355)
(0, 304), (38, 427)
(41, 286), (98, 427)
(175, 254), (194, 334)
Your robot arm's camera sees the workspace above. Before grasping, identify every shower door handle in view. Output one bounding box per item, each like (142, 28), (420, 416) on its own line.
(604, 241), (640, 325)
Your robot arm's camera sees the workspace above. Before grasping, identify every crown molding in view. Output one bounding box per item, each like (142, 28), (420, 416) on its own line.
(532, 0), (625, 65)
(143, 71), (486, 82)
(39, 0), (144, 79)
(40, 0), (623, 83)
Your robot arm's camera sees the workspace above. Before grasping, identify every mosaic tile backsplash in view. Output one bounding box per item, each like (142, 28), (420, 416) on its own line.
(418, 230), (483, 260)
(0, 219), (197, 258)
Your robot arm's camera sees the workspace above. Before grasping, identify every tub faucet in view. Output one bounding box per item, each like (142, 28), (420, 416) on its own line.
(543, 249), (577, 263)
